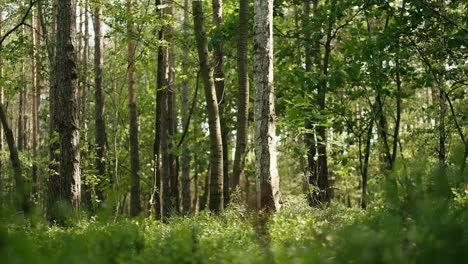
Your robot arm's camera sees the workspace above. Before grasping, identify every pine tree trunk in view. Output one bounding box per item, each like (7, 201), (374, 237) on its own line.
(93, 4), (108, 202)
(55, 0), (81, 211)
(232, 0), (250, 196)
(193, 0), (224, 212)
(253, 0), (281, 212)
(127, 0), (141, 216)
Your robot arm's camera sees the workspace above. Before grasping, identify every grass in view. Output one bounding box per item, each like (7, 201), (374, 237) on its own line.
(1, 169), (467, 263)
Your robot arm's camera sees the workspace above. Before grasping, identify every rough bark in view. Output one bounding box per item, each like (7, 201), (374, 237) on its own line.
(55, 0), (81, 211)
(127, 0), (141, 216)
(192, 0), (224, 212)
(253, 0), (281, 212)
(93, 4), (108, 202)
(232, 0), (250, 193)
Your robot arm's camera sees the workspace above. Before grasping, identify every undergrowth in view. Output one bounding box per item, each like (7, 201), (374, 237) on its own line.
(1, 168), (467, 263)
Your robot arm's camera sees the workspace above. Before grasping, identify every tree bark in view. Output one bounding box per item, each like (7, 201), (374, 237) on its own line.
(253, 0), (281, 212)
(44, 0), (62, 222)
(181, 0), (191, 215)
(31, 7), (40, 198)
(361, 121), (373, 209)
(80, 0), (92, 210)
(211, 0), (229, 207)
(93, 3), (108, 202)
(0, 7), (4, 198)
(192, 0), (224, 212)
(55, 0), (81, 212)
(127, 0), (141, 216)
(232, 0), (250, 194)
(167, 2), (179, 216)
(152, 0), (165, 220)
(0, 104), (30, 214)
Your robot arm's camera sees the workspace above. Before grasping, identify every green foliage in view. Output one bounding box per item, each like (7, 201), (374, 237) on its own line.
(2, 164), (467, 263)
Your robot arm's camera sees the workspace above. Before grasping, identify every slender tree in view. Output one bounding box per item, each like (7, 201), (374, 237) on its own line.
(253, 0), (281, 212)
(166, 1), (179, 215)
(0, 6), (3, 193)
(127, 0), (141, 216)
(192, 0), (224, 212)
(232, 0), (250, 193)
(152, 0), (165, 220)
(93, 3), (108, 201)
(181, 0), (191, 214)
(211, 0), (229, 206)
(31, 7), (40, 197)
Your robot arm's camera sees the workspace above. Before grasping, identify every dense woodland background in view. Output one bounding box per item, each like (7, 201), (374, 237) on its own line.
(0, 0), (467, 263)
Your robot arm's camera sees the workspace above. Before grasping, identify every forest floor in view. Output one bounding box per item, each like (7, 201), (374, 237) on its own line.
(2, 187), (467, 264)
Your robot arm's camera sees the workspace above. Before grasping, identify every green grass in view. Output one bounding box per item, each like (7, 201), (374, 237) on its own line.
(1, 169), (468, 264)
(2, 194), (467, 263)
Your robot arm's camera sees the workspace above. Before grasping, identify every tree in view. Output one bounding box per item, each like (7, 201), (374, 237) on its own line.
(31, 6), (41, 200)
(211, 0), (229, 206)
(127, 0), (141, 216)
(181, 0), (191, 215)
(231, 0), (250, 196)
(93, 2), (108, 202)
(253, 0), (281, 212)
(0, 4), (4, 195)
(48, 0), (81, 222)
(192, 0), (224, 212)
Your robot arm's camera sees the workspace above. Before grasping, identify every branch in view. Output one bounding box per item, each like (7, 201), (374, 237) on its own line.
(177, 70), (200, 148)
(0, 0), (38, 50)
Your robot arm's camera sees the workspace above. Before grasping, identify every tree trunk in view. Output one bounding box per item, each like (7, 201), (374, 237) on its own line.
(93, 3), (108, 202)
(0, 7), (4, 198)
(0, 104), (30, 214)
(18, 45), (25, 151)
(192, 0), (224, 212)
(167, 2), (179, 215)
(232, 0), (250, 194)
(253, 0), (281, 212)
(303, 0), (317, 205)
(55, 0), (81, 212)
(181, 0), (191, 215)
(80, 0), (92, 210)
(31, 7), (40, 198)
(45, 0), (62, 222)
(361, 121), (373, 209)
(152, 0), (165, 220)
(127, 0), (141, 216)
(211, 0), (229, 207)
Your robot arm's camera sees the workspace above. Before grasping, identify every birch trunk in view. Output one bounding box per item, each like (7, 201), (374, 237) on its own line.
(253, 0), (281, 212)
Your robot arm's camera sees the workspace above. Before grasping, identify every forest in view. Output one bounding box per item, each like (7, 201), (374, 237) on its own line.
(0, 0), (467, 263)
